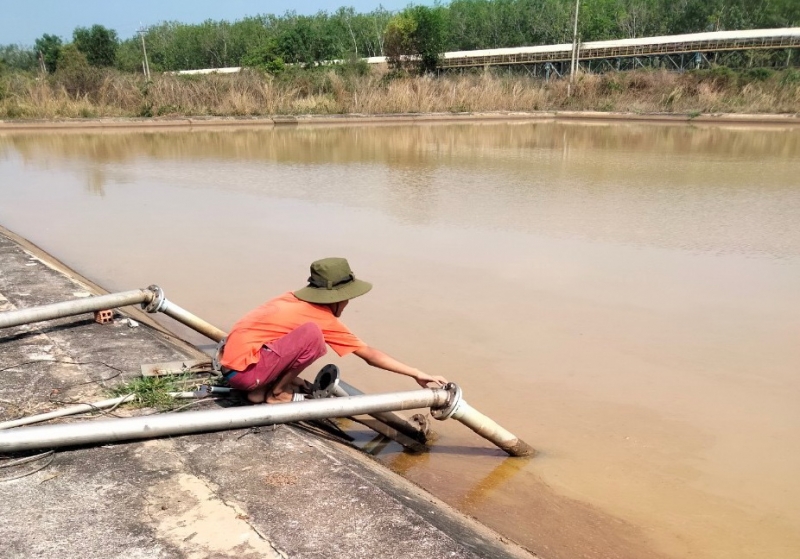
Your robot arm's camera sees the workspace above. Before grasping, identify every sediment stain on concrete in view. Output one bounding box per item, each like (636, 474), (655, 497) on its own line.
(145, 470), (285, 559)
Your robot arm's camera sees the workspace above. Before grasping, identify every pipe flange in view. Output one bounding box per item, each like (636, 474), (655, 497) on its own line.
(312, 364), (340, 399)
(142, 285), (167, 314)
(212, 337), (227, 374)
(431, 382), (462, 421)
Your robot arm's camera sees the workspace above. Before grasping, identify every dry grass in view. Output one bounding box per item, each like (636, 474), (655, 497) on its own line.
(1, 66), (798, 120)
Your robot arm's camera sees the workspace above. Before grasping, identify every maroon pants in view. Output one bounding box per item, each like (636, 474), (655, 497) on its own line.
(227, 322), (327, 392)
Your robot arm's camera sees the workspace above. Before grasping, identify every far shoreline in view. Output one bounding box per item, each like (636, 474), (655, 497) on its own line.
(2, 110), (800, 132)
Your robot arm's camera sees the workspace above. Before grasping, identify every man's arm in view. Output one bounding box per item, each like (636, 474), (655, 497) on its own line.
(353, 346), (447, 388)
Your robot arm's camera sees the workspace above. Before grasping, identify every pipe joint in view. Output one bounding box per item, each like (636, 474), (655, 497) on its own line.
(142, 285), (167, 313)
(430, 382), (463, 421)
(212, 337), (227, 373)
(312, 364), (341, 399)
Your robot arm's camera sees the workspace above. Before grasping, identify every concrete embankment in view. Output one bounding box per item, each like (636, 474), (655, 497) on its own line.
(0, 226), (533, 559)
(1, 110), (799, 132)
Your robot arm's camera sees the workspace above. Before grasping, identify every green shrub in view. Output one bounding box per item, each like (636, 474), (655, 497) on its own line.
(742, 68), (774, 82)
(54, 44), (103, 97)
(241, 41), (285, 75)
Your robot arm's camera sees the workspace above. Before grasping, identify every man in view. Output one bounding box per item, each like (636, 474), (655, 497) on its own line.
(220, 257), (447, 404)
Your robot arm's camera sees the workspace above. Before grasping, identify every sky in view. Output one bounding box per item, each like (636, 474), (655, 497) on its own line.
(0, 0), (414, 46)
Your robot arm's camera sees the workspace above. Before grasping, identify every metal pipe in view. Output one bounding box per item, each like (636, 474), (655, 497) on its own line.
(333, 381), (430, 443)
(349, 416), (428, 454)
(0, 289), (153, 329)
(0, 395), (135, 430)
(0, 389), (451, 453)
(312, 365), (430, 443)
(452, 402), (535, 457)
(0, 388), (230, 430)
(141, 285), (226, 342)
(158, 300), (226, 342)
(0, 284), (226, 343)
(432, 384), (535, 458)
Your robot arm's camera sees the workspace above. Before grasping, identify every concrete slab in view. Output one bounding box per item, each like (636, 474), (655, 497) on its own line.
(0, 227), (536, 559)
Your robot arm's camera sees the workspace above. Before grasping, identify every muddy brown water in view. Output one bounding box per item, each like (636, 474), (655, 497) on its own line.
(1, 122), (799, 559)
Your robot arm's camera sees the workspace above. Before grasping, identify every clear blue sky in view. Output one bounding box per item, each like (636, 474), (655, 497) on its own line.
(0, 0), (415, 46)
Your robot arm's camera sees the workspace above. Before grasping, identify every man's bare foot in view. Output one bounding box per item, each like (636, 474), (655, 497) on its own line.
(265, 389), (294, 404)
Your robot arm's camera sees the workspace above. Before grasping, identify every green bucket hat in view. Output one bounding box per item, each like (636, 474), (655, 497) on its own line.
(294, 257), (372, 304)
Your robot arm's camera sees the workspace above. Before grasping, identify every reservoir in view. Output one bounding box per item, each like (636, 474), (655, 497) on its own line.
(1, 121), (798, 559)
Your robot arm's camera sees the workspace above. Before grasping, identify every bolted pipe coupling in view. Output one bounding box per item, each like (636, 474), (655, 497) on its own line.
(312, 364), (341, 399)
(430, 382), (463, 421)
(142, 285), (167, 313)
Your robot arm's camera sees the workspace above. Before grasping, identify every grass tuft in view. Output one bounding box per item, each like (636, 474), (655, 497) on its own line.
(110, 373), (198, 410)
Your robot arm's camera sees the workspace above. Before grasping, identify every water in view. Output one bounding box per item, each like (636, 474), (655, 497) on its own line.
(1, 122), (799, 559)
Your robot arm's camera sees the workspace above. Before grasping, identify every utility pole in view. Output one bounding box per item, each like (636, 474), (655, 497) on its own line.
(568, 0), (580, 97)
(138, 25), (151, 80)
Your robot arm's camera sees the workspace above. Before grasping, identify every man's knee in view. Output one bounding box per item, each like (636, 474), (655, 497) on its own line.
(296, 322), (326, 358)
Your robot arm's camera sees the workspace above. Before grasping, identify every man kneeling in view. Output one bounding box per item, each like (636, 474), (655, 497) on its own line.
(219, 257), (447, 404)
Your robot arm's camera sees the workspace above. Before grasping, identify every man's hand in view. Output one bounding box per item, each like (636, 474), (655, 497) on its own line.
(414, 372), (448, 388)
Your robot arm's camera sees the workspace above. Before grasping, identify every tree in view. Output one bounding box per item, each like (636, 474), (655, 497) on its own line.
(73, 25), (118, 67)
(114, 38), (145, 73)
(55, 43), (98, 96)
(34, 34), (62, 73)
(412, 6), (447, 73)
(384, 11), (418, 70)
(385, 6), (446, 74)
(275, 12), (341, 65)
(0, 45), (37, 72)
(241, 39), (285, 74)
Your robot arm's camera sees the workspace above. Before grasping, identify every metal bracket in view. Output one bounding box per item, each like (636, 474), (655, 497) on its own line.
(430, 382), (463, 421)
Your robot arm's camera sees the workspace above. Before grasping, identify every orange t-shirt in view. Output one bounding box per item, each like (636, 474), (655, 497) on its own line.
(220, 292), (367, 372)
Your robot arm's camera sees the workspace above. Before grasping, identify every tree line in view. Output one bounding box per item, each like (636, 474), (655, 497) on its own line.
(2, 0), (799, 75)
